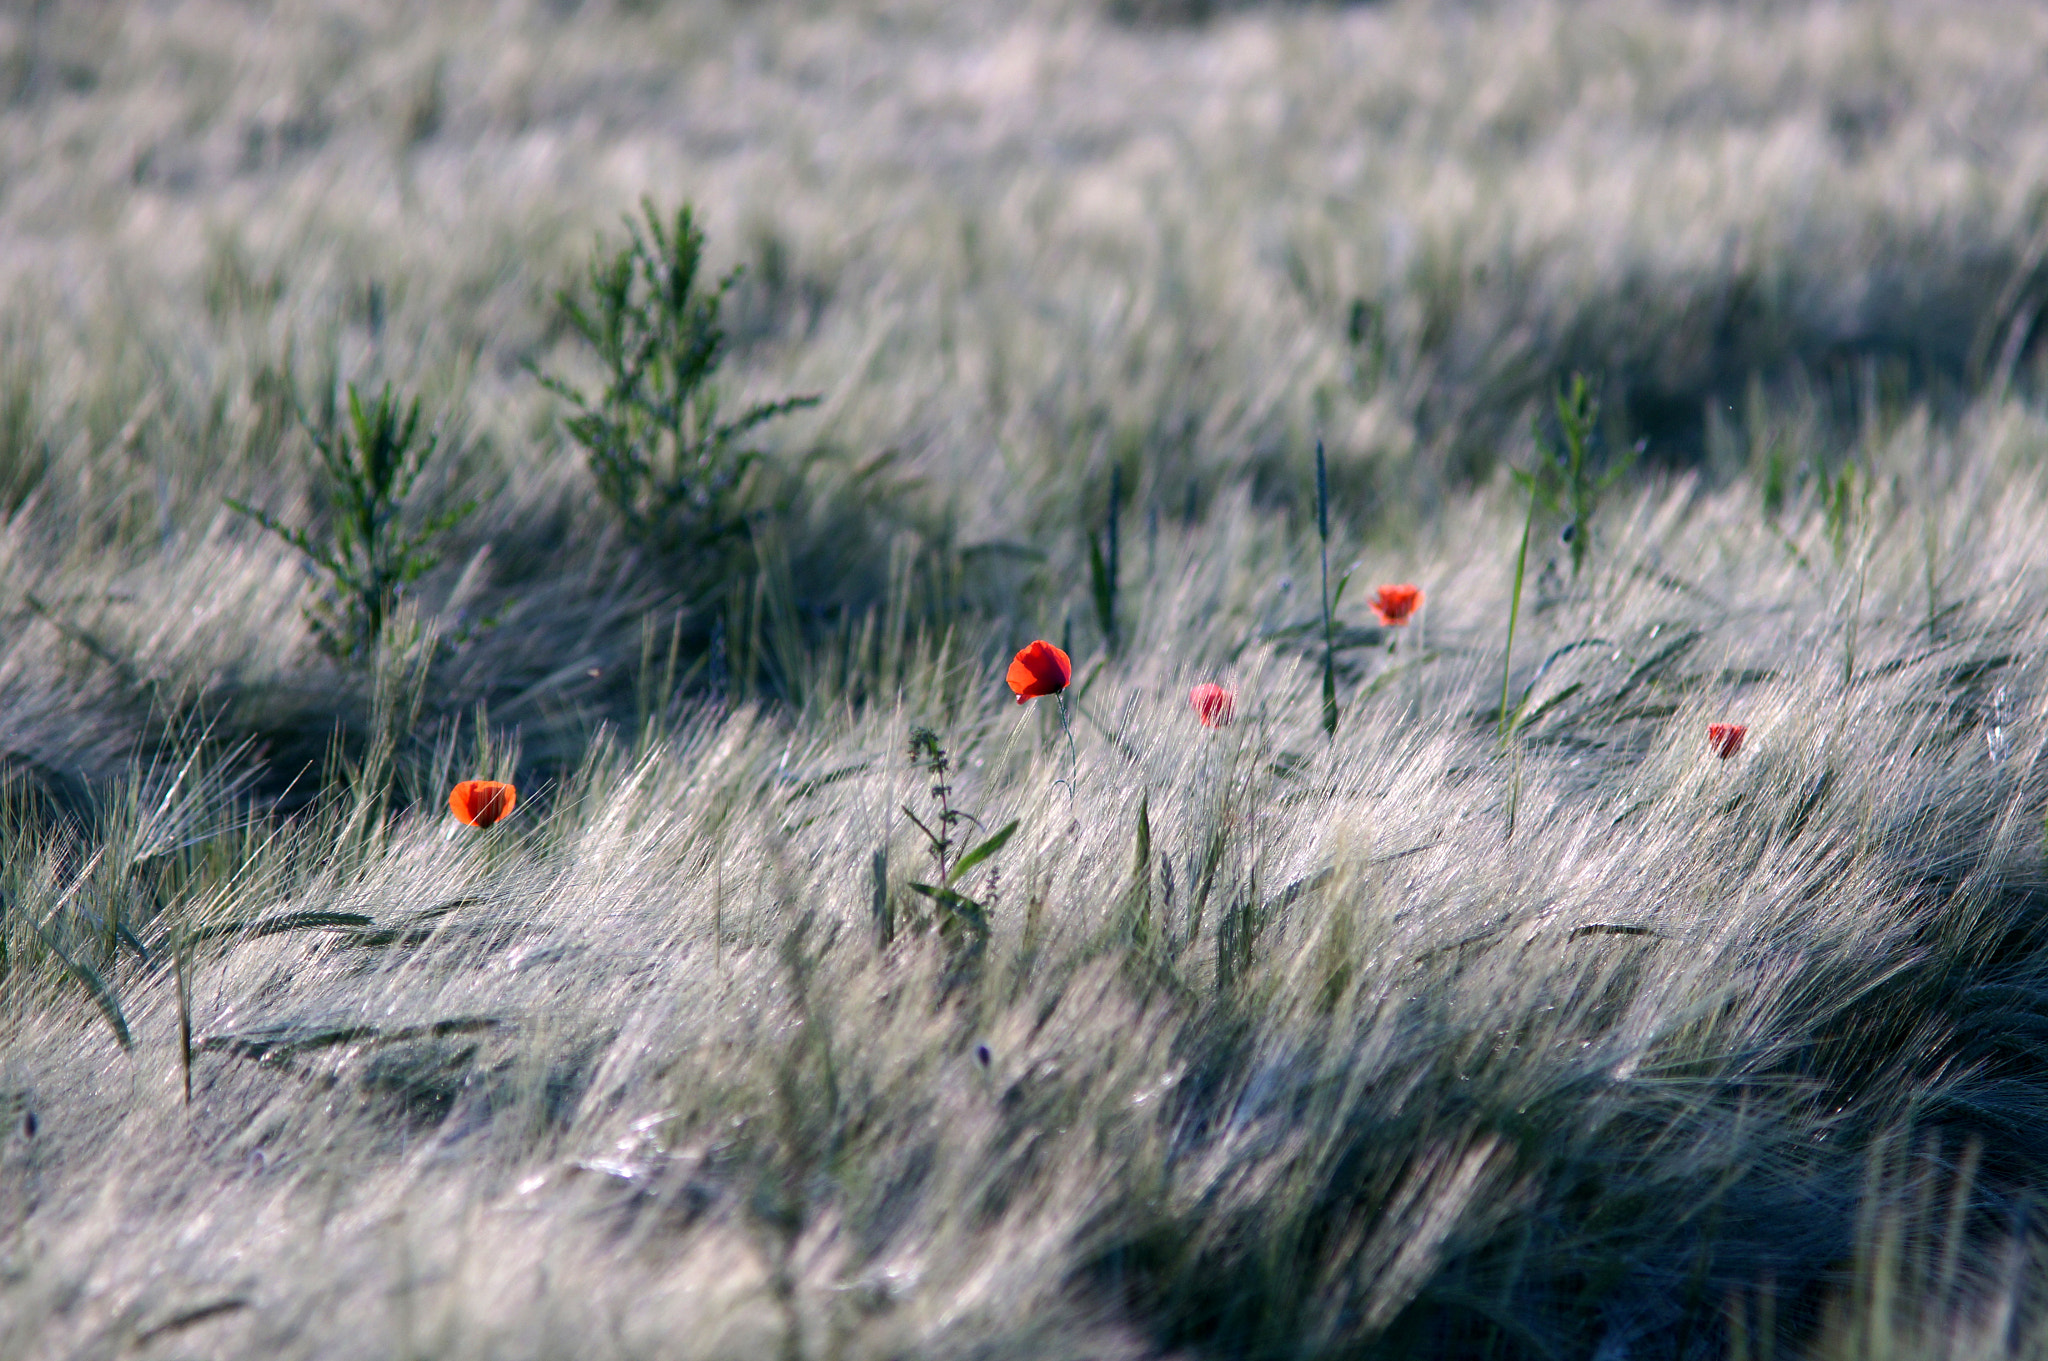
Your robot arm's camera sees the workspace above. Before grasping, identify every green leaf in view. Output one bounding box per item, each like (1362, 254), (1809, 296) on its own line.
(18, 916), (131, 1051)
(1503, 681), (1583, 734)
(1132, 794), (1150, 876)
(186, 911), (376, 945)
(1607, 629), (1703, 707)
(1515, 638), (1614, 709)
(1088, 531), (1114, 641)
(907, 882), (989, 937)
(59, 947), (132, 1051)
(1331, 560), (1361, 610)
(782, 762), (873, 802)
(1567, 923), (1662, 941)
(1498, 484), (1538, 745)
(200, 1015), (501, 1063)
(947, 819), (1018, 888)
(1355, 649), (1442, 704)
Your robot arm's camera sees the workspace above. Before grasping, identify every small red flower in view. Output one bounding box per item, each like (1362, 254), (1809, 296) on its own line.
(450, 779), (517, 828)
(1189, 682), (1236, 727)
(1370, 583), (1424, 627)
(1707, 724), (1746, 760)
(1006, 640), (1073, 704)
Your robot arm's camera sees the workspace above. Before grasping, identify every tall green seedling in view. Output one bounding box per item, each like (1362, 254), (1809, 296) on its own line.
(1548, 374), (1628, 581)
(539, 200), (820, 575)
(1499, 373), (1630, 745)
(228, 384), (474, 661)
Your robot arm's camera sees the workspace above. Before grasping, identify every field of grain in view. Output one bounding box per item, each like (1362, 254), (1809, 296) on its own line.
(7, 1), (2048, 1356)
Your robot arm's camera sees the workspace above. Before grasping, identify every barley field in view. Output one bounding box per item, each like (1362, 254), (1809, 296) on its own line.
(6, 1), (2048, 1356)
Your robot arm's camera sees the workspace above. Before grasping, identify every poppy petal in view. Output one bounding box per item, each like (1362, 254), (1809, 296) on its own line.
(1189, 683), (1235, 727)
(1007, 640), (1072, 702)
(1370, 584), (1424, 626)
(451, 779), (517, 828)
(1707, 724), (1747, 760)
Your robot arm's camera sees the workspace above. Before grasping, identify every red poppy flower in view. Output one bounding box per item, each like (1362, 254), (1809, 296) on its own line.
(450, 779), (517, 828)
(1370, 583), (1424, 627)
(1707, 724), (1746, 760)
(1190, 682), (1236, 727)
(1006, 640), (1073, 704)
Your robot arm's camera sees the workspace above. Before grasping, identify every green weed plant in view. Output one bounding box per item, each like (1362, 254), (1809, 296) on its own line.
(540, 200), (820, 580)
(1499, 374), (1634, 744)
(901, 724), (1016, 967)
(227, 383), (474, 661)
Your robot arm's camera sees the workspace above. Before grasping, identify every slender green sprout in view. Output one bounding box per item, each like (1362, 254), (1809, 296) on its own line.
(1499, 477), (1538, 747)
(226, 384), (474, 661)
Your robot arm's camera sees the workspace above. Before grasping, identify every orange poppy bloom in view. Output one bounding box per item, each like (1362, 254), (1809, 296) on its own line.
(1006, 640), (1072, 704)
(450, 779), (517, 828)
(1189, 682), (1235, 727)
(1707, 724), (1746, 760)
(1370, 583), (1424, 627)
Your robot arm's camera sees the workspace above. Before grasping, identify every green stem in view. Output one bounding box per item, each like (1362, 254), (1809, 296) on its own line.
(1057, 693), (1079, 799)
(1499, 483), (1538, 747)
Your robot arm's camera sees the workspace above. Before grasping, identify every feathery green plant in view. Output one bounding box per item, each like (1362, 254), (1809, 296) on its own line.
(539, 199), (820, 573)
(227, 384), (473, 661)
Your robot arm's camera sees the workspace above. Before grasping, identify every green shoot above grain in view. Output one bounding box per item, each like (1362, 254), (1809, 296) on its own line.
(539, 200), (819, 580)
(227, 383), (474, 661)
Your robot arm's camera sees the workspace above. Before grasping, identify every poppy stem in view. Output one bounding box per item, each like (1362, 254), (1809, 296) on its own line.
(1057, 693), (1079, 798)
